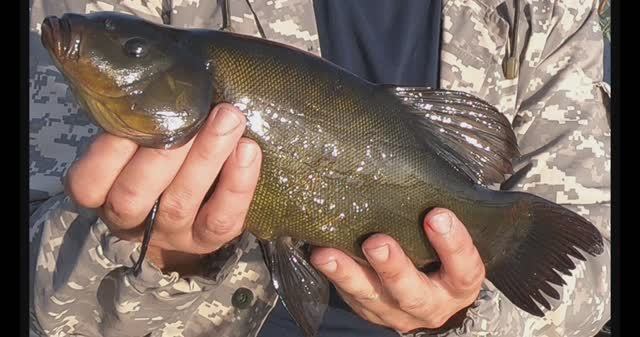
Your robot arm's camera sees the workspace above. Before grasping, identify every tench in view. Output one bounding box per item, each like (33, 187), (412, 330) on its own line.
(40, 12), (604, 336)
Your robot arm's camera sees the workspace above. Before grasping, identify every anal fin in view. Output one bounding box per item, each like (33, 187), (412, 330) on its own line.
(262, 237), (329, 337)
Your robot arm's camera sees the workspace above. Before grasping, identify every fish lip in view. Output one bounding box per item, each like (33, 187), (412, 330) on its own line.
(41, 16), (77, 60)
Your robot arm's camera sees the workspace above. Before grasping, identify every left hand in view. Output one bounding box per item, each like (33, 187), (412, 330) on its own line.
(310, 208), (485, 333)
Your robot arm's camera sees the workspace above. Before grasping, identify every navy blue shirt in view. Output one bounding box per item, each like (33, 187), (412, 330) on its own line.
(313, 0), (442, 87)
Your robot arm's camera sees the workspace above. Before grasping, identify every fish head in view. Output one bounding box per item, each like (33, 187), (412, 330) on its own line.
(41, 12), (213, 148)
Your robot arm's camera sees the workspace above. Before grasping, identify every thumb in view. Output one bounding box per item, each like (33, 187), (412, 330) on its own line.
(423, 208), (485, 293)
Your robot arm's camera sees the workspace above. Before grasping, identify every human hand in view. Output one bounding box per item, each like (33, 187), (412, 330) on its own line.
(66, 103), (261, 273)
(310, 208), (485, 333)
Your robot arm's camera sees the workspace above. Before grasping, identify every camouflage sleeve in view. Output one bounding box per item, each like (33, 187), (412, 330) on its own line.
(434, 0), (611, 336)
(29, 193), (268, 337)
(30, 193), (194, 336)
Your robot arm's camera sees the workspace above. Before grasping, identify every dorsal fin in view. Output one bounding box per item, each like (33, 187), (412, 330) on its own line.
(384, 85), (520, 185)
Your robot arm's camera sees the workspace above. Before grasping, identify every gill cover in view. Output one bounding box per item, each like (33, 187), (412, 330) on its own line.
(124, 59), (214, 148)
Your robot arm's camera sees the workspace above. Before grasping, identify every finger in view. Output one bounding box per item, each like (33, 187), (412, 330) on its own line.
(361, 234), (436, 315)
(155, 104), (246, 233)
(190, 138), (262, 253)
(423, 208), (485, 295)
(102, 138), (194, 231)
(66, 133), (138, 208)
(312, 248), (430, 332)
(310, 248), (386, 307)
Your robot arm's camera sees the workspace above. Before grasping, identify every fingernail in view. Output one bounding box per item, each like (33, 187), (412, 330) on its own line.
(366, 244), (389, 262)
(316, 259), (337, 273)
(236, 141), (257, 167)
(430, 212), (452, 234)
(212, 107), (241, 135)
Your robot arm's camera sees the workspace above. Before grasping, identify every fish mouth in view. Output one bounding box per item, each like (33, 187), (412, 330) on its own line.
(41, 16), (80, 60)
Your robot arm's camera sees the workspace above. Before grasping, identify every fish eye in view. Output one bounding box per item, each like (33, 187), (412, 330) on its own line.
(104, 18), (116, 31)
(123, 37), (148, 58)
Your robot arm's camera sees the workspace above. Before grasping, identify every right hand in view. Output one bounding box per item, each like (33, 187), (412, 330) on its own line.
(66, 103), (261, 273)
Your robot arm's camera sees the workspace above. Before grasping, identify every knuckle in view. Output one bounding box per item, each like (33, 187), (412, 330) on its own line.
(380, 268), (405, 284)
(449, 239), (470, 257)
(398, 296), (429, 313)
(67, 172), (103, 208)
(473, 262), (486, 281)
(203, 213), (241, 239)
(454, 264), (485, 292)
(351, 289), (379, 303)
(105, 186), (144, 222)
(456, 273), (480, 291)
(159, 192), (195, 224)
(105, 198), (139, 224)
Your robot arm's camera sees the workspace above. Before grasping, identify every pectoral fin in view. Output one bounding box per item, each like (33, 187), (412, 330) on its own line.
(262, 237), (329, 337)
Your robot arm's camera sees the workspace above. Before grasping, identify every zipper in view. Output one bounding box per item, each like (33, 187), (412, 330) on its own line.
(503, 0), (520, 79)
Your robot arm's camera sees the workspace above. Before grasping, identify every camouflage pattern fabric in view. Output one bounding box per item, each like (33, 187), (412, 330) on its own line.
(599, 0), (610, 42)
(431, 0), (611, 336)
(29, 0), (611, 336)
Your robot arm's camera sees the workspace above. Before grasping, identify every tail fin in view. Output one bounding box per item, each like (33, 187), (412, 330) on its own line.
(481, 192), (604, 317)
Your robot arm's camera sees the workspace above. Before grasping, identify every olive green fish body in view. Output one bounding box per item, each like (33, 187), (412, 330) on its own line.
(40, 13), (605, 337)
(205, 32), (531, 269)
(203, 32), (461, 265)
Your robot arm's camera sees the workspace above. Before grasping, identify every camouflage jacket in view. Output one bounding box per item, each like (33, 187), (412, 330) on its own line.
(29, 0), (611, 336)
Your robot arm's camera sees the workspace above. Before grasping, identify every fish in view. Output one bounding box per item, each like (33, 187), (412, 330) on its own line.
(40, 12), (604, 336)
